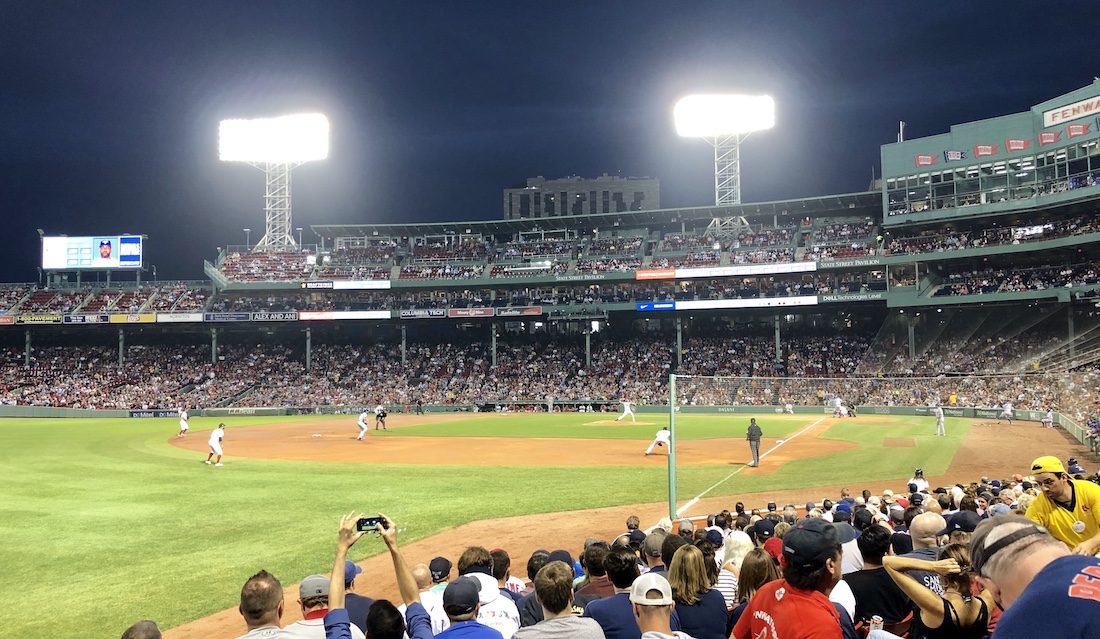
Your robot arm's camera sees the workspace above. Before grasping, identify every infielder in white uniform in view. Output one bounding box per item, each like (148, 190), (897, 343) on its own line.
(374, 404), (387, 430)
(205, 423), (225, 466)
(997, 401), (1014, 424)
(616, 399), (636, 422)
(933, 404), (946, 436)
(832, 396), (844, 418)
(645, 426), (670, 455)
(177, 408), (189, 437)
(1041, 407), (1055, 428)
(356, 409), (369, 440)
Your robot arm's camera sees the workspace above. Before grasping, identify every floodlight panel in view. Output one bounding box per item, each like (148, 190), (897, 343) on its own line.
(674, 95), (775, 137)
(219, 114), (330, 162)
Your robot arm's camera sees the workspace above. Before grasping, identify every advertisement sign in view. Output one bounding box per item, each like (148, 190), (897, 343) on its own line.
(400, 309), (446, 319)
(251, 312), (298, 321)
(677, 296), (818, 310)
(156, 312), (203, 323)
(109, 313), (156, 324)
(0, 316), (14, 325)
(636, 261), (815, 281)
(448, 308), (494, 318)
(129, 410), (178, 418)
(16, 314), (63, 324)
(63, 314), (110, 324)
(204, 312), (251, 322)
(298, 310), (389, 321)
(496, 306), (543, 317)
(637, 302), (676, 311)
(1043, 95), (1100, 127)
(301, 280), (391, 290)
(41, 235), (143, 270)
(819, 292), (884, 303)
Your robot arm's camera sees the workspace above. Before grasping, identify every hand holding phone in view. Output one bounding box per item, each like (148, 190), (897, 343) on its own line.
(355, 516), (388, 532)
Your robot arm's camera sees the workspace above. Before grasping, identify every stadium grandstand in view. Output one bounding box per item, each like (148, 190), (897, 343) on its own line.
(2, 82), (1100, 453)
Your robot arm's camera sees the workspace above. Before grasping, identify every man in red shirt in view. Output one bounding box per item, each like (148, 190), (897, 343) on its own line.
(732, 517), (842, 639)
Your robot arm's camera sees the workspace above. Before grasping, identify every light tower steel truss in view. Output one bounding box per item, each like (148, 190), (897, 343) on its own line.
(705, 214), (752, 244)
(710, 134), (745, 206)
(251, 162), (303, 251)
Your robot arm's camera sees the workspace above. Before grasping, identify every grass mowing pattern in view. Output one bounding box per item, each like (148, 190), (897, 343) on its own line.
(0, 412), (959, 639)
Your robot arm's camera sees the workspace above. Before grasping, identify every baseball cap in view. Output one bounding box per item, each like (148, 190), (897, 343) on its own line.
(1069, 458), (1078, 465)
(990, 479), (1001, 488)
(783, 518), (840, 568)
(300, 574), (330, 598)
(628, 529), (647, 545)
(429, 557), (452, 583)
(833, 521), (856, 544)
(937, 510), (982, 536)
(705, 529), (724, 547)
(895, 497), (909, 509)
(853, 508), (875, 531)
(882, 489), (895, 503)
(835, 502), (852, 515)
(988, 503), (1011, 517)
(344, 560), (362, 584)
(914, 468), (923, 476)
(442, 576), (480, 615)
(548, 549), (575, 566)
(908, 482), (919, 492)
(754, 519), (776, 540)
(910, 493), (924, 506)
(99, 239), (111, 247)
(629, 572), (674, 606)
(805, 501), (816, 512)
(767, 501), (777, 512)
(763, 536), (784, 561)
(1031, 456), (1066, 474)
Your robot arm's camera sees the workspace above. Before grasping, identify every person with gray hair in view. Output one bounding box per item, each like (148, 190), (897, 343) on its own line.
(782, 505), (799, 524)
(120, 620), (161, 639)
(971, 515), (1100, 638)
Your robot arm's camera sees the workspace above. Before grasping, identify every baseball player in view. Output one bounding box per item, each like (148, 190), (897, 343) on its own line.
(934, 403), (946, 436)
(645, 426), (670, 455)
(784, 403), (794, 414)
(356, 409), (369, 441)
(374, 403), (387, 430)
(1041, 407), (1055, 428)
(205, 423), (225, 466)
(177, 407), (189, 438)
(616, 399), (636, 422)
(998, 400), (1015, 424)
(832, 395), (844, 418)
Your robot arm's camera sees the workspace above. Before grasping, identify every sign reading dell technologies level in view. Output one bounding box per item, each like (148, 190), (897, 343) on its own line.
(41, 236), (143, 270)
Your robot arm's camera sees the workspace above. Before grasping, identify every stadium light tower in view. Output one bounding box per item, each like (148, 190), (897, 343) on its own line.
(674, 94), (775, 206)
(219, 113), (330, 251)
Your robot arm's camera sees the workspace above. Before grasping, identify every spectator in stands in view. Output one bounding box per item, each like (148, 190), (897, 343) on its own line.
(578, 541), (615, 598)
(430, 557), (454, 594)
(628, 574), (682, 639)
(514, 561), (604, 639)
(883, 544), (993, 639)
(457, 546), (520, 638)
(120, 621), (161, 639)
(667, 544), (728, 639)
(641, 531), (668, 577)
(971, 515), (1100, 638)
(939, 510), (982, 547)
(727, 548), (780, 629)
(236, 570), (291, 639)
(491, 549), (524, 603)
(342, 561), (374, 635)
(1024, 456), (1100, 556)
(843, 524), (911, 625)
(732, 518), (842, 639)
(898, 512), (948, 595)
(584, 545), (683, 639)
(286, 573), (366, 638)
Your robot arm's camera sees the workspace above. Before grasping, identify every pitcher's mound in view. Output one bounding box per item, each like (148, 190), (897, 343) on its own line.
(883, 437), (916, 448)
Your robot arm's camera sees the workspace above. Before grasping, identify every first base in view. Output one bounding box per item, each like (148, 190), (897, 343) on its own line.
(312, 433), (321, 438)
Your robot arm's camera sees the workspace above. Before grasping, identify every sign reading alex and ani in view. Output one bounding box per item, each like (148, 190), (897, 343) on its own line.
(1043, 95), (1100, 127)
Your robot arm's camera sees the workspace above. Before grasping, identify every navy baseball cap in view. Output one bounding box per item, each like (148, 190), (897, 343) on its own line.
(938, 510), (982, 535)
(783, 518), (839, 568)
(99, 239), (111, 246)
(442, 576), (480, 615)
(429, 557), (452, 582)
(344, 560), (362, 584)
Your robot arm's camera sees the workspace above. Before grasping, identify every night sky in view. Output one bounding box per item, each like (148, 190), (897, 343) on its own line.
(0, 2), (1094, 283)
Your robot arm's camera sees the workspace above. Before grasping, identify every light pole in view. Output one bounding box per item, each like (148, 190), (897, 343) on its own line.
(220, 114), (329, 251)
(296, 227), (303, 248)
(244, 228), (251, 248)
(674, 94), (775, 206)
(152, 265), (157, 282)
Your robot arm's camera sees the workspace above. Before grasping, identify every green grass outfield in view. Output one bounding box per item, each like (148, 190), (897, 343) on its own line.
(0, 412), (965, 639)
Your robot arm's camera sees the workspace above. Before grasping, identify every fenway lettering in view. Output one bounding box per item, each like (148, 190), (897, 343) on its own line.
(1043, 95), (1100, 127)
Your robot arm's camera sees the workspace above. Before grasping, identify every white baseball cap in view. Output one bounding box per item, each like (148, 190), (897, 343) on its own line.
(629, 573), (674, 606)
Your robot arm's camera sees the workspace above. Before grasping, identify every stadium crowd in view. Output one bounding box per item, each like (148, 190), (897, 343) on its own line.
(124, 458), (1100, 639)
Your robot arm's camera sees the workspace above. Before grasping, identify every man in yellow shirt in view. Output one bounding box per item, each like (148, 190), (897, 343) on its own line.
(1024, 456), (1100, 556)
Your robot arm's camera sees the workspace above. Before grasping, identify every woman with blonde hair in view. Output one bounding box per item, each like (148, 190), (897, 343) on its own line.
(668, 544), (729, 639)
(716, 530), (753, 607)
(883, 543), (994, 638)
(728, 548), (780, 629)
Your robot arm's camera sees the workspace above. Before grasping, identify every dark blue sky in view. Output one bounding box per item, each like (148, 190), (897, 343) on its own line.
(0, 2), (1093, 282)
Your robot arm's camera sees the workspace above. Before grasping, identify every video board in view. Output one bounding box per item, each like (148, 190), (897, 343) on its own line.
(41, 236), (143, 270)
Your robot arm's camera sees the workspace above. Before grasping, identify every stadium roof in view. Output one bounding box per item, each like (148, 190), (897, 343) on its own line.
(311, 191), (881, 239)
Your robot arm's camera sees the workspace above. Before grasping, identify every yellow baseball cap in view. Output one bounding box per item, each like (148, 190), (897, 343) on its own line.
(1030, 456), (1066, 475)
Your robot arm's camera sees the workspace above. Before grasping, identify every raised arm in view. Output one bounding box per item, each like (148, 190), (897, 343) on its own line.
(378, 513), (420, 605)
(330, 511), (365, 610)
(882, 555), (957, 624)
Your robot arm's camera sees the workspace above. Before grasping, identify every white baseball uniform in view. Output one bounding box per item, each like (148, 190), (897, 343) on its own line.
(998, 401), (1014, 424)
(934, 405), (945, 436)
(357, 411), (369, 440)
(374, 404), (386, 429)
(208, 426), (224, 456)
(645, 428), (670, 455)
(1041, 409), (1054, 428)
(178, 409), (189, 435)
(616, 400), (636, 422)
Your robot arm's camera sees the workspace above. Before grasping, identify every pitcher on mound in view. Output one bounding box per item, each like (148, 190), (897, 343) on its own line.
(616, 399), (636, 422)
